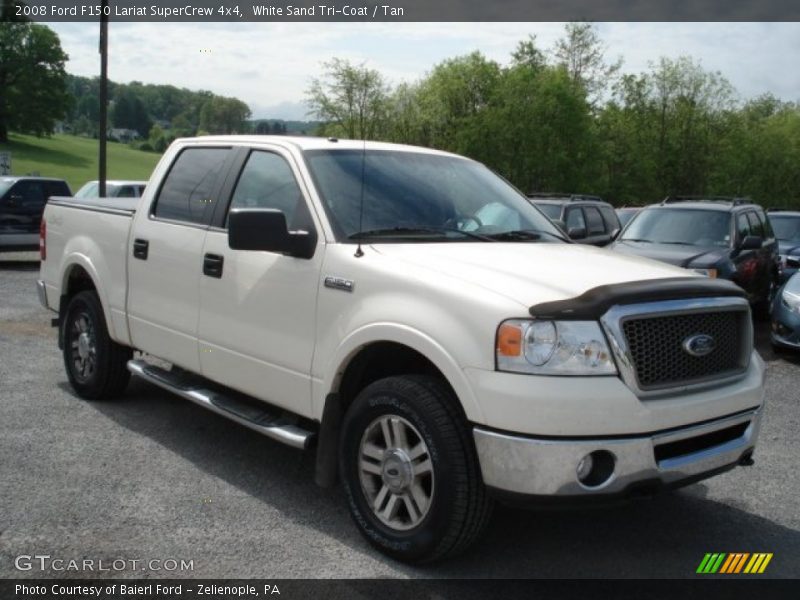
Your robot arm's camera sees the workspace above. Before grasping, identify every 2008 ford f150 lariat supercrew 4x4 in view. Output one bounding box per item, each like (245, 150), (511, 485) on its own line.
(38, 136), (765, 563)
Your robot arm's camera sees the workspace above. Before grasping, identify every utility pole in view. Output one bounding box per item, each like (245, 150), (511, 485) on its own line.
(98, 0), (109, 197)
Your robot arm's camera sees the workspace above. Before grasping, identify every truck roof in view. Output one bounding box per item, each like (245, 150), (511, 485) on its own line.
(178, 135), (466, 158)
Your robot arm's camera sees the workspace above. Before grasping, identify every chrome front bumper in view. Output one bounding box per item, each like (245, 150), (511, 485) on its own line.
(474, 408), (762, 498)
(35, 279), (48, 309)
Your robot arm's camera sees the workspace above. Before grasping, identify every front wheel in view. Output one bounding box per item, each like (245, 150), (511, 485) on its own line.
(339, 375), (492, 563)
(62, 290), (132, 400)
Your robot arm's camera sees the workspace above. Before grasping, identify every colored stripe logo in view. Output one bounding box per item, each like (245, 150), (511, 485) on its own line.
(696, 553), (773, 574)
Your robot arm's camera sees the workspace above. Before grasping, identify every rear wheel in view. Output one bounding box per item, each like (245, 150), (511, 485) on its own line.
(339, 375), (492, 563)
(753, 275), (776, 321)
(62, 290), (131, 400)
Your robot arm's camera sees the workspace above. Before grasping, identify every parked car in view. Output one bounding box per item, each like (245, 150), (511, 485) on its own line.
(74, 180), (146, 199)
(616, 206), (643, 228)
(610, 197), (780, 315)
(766, 208), (800, 281)
(527, 193), (621, 246)
(771, 271), (800, 351)
(39, 137), (764, 563)
(0, 176), (71, 252)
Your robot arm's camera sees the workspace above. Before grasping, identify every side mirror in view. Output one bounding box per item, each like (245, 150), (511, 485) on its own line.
(7, 193), (23, 207)
(567, 226), (587, 240)
(552, 219), (567, 233)
(228, 208), (316, 259)
(740, 235), (763, 251)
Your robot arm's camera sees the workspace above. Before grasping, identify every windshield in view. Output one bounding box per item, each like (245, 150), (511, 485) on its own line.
(304, 149), (564, 242)
(617, 208), (639, 227)
(534, 203), (562, 220)
(621, 208), (731, 247)
(770, 215), (800, 241)
(0, 179), (15, 197)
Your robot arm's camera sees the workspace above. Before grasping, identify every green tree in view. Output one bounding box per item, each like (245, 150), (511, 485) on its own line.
(552, 22), (621, 106)
(306, 58), (390, 139)
(198, 96), (251, 134)
(0, 23), (70, 142)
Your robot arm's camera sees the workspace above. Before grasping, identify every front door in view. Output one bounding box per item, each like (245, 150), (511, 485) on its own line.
(197, 147), (324, 417)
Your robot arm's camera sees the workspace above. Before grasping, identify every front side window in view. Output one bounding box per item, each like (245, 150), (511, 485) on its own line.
(153, 147), (230, 225)
(736, 213), (751, 240)
(584, 206), (605, 235)
(746, 212), (764, 238)
(228, 151), (305, 227)
(621, 209), (731, 247)
(304, 149), (563, 243)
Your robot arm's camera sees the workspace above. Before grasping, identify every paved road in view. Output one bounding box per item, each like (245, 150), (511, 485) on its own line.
(1, 252), (798, 579)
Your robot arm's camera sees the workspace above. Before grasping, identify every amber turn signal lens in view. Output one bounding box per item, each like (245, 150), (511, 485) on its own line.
(497, 323), (522, 356)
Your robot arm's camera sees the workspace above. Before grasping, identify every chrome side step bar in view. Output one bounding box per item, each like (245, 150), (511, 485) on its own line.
(127, 359), (314, 450)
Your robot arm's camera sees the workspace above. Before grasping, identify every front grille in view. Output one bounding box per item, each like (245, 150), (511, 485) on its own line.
(622, 311), (747, 390)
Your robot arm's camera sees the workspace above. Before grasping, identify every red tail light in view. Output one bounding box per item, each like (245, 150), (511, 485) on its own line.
(40, 219), (46, 261)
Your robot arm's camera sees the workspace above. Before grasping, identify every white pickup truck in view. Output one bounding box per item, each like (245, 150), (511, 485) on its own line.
(38, 136), (765, 563)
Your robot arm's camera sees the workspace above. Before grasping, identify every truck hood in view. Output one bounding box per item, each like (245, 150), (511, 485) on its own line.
(610, 241), (726, 268)
(371, 242), (693, 309)
(778, 240), (800, 257)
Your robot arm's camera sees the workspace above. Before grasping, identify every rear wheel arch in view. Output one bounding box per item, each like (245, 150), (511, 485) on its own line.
(58, 261), (117, 346)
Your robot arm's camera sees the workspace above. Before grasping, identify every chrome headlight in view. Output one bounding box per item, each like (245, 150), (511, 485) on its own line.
(782, 289), (800, 314)
(496, 319), (617, 375)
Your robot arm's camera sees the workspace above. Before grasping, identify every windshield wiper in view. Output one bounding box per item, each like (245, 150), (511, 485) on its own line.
(488, 229), (564, 242)
(621, 238), (653, 243)
(348, 227), (495, 241)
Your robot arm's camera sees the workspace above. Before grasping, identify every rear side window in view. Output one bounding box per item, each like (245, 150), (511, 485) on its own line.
(584, 206), (605, 235)
(44, 181), (70, 199)
(13, 180), (46, 207)
(153, 148), (230, 225)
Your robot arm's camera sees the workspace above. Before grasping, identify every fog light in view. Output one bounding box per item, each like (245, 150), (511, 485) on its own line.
(576, 450), (616, 488)
(576, 454), (594, 480)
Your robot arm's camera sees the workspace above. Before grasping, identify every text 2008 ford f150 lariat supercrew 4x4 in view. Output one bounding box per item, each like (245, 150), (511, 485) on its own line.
(37, 136), (765, 563)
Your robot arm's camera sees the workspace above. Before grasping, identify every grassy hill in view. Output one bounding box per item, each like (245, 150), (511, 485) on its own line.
(0, 133), (161, 193)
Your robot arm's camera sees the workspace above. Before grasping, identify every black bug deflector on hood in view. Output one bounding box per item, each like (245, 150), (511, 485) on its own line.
(529, 277), (746, 320)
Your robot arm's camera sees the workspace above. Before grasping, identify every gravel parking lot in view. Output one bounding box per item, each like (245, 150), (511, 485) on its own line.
(1, 252), (799, 579)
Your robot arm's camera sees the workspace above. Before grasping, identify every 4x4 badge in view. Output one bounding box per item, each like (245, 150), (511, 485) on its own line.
(683, 334), (716, 357)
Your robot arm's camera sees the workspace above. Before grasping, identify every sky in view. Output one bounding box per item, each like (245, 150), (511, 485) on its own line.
(48, 22), (800, 120)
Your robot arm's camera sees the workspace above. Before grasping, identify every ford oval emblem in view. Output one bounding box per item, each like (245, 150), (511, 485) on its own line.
(682, 334), (716, 357)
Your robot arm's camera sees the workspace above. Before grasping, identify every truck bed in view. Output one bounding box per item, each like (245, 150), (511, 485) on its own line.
(40, 195), (137, 346)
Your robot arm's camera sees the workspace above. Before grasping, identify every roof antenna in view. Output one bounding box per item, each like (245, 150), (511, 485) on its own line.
(355, 136), (366, 258)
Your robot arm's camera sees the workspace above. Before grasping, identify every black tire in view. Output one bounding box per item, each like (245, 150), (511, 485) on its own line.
(62, 290), (132, 400)
(753, 276), (776, 321)
(339, 375), (492, 563)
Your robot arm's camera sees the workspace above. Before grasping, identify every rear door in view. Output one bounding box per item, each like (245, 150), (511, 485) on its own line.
(127, 145), (235, 372)
(196, 146), (324, 417)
